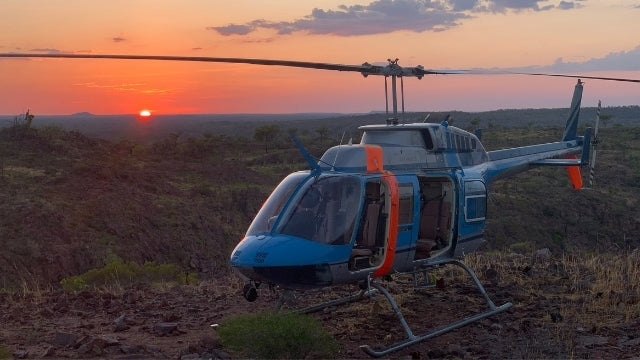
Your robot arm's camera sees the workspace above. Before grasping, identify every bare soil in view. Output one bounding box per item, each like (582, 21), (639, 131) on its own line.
(2, 253), (639, 359)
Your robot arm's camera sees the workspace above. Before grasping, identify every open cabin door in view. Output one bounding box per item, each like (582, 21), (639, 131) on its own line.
(349, 175), (399, 272)
(414, 176), (455, 260)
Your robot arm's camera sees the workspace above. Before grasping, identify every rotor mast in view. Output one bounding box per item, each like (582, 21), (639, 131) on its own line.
(381, 58), (415, 125)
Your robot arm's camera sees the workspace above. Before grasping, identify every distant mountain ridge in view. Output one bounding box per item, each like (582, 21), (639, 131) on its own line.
(1, 106), (638, 142)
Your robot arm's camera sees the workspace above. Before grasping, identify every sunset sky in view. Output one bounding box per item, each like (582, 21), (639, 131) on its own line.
(1, 0), (639, 115)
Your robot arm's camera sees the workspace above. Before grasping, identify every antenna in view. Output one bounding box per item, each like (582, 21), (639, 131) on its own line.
(331, 131), (347, 171)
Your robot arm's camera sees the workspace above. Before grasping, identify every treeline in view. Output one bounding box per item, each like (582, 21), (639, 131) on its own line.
(2, 105), (638, 143)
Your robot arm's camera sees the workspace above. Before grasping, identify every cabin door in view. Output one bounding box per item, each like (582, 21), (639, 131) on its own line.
(414, 176), (455, 260)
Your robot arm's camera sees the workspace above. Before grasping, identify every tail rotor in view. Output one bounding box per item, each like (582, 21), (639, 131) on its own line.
(588, 101), (602, 188)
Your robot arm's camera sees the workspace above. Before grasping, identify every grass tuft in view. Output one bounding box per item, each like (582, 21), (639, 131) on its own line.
(0, 345), (11, 359)
(60, 258), (197, 292)
(217, 310), (338, 359)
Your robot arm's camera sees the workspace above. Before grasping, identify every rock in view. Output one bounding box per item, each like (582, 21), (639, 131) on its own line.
(534, 248), (551, 260)
(154, 322), (179, 336)
(577, 335), (609, 348)
(41, 346), (55, 358)
(549, 311), (563, 323)
(212, 349), (231, 359)
(447, 344), (466, 358)
(484, 268), (499, 284)
(114, 314), (131, 332)
(162, 311), (181, 322)
(198, 334), (218, 349)
(117, 355), (148, 359)
(77, 336), (114, 356)
(53, 332), (78, 347)
(13, 349), (29, 359)
(619, 337), (640, 347)
(180, 354), (200, 360)
(427, 348), (445, 358)
(104, 337), (120, 346)
(145, 344), (162, 354)
(120, 345), (143, 354)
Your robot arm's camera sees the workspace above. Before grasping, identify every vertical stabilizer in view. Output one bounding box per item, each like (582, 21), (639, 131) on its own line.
(562, 80), (583, 141)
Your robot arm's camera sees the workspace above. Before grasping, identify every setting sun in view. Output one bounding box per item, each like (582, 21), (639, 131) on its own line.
(139, 110), (151, 117)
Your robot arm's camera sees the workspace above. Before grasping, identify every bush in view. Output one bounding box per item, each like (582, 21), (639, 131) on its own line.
(0, 345), (11, 359)
(60, 259), (197, 292)
(217, 311), (338, 359)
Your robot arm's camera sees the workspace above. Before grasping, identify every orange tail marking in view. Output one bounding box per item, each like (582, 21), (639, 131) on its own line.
(566, 154), (583, 190)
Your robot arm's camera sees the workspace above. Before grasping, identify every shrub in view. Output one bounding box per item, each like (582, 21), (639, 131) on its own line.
(0, 345), (11, 359)
(60, 259), (197, 292)
(217, 310), (338, 359)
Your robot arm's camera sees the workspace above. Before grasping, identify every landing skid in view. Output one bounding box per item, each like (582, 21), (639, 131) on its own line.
(362, 260), (512, 357)
(276, 286), (378, 312)
(273, 260), (511, 358)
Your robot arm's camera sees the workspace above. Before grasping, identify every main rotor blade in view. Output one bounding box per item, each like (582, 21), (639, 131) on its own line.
(460, 69), (640, 83)
(0, 53), (390, 76)
(509, 71), (640, 83)
(1, 53), (639, 83)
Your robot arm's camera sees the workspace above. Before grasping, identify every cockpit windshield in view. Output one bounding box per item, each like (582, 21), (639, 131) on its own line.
(277, 175), (362, 245)
(245, 172), (308, 236)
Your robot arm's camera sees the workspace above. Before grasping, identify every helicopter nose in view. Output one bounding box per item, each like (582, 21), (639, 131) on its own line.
(229, 234), (348, 288)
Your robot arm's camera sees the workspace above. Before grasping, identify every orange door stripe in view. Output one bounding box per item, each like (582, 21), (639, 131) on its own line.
(374, 172), (399, 277)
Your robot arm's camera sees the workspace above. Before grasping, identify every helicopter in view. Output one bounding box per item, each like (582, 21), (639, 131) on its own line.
(1, 53), (639, 357)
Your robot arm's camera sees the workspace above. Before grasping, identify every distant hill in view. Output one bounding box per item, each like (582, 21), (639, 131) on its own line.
(1, 106), (639, 142)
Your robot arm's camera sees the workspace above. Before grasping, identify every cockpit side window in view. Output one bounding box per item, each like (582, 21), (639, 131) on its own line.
(277, 176), (362, 245)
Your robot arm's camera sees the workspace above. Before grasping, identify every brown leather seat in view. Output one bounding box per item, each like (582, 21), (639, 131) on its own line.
(351, 202), (382, 257)
(416, 201), (450, 257)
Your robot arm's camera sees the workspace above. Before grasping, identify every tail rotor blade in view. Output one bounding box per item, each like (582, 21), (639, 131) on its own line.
(588, 100), (601, 188)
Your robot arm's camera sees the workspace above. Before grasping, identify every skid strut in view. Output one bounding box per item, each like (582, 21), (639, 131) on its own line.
(361, 260), (512, 357)
(276, 287), (378, 313)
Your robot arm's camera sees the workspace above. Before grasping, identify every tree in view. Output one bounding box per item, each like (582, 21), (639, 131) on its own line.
(315, 126), (329, 147)
(470, 116), (481, 131)
(254, 125), (280, 153)
(599, 114), (612, 127)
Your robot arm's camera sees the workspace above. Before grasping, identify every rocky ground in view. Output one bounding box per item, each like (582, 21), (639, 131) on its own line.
(2, 251), (640, 359)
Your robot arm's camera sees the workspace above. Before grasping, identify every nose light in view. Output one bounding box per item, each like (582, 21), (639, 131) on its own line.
(243, 283), (258, 302)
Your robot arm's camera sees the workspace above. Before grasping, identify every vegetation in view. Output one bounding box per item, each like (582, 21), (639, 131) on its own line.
(0, 345), (10, 359)
(217, 310), (338, 359)
(0, 108), (639, 358)
(0, 109), (638, 292)
(59, 254), (197, 292)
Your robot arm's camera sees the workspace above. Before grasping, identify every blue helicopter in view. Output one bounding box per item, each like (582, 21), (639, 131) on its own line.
(232, 76), (592, 357)
(1, 53), (638, 356)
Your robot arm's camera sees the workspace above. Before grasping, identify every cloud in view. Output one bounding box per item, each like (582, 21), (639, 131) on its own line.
(208, 0), (582, 37)
(207, 24), (254, 36)
(510, 45), (640, 72)
(112, 36), (127, 43)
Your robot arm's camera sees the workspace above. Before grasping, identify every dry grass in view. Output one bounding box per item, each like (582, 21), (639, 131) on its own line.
(466, 249), (640, 355)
